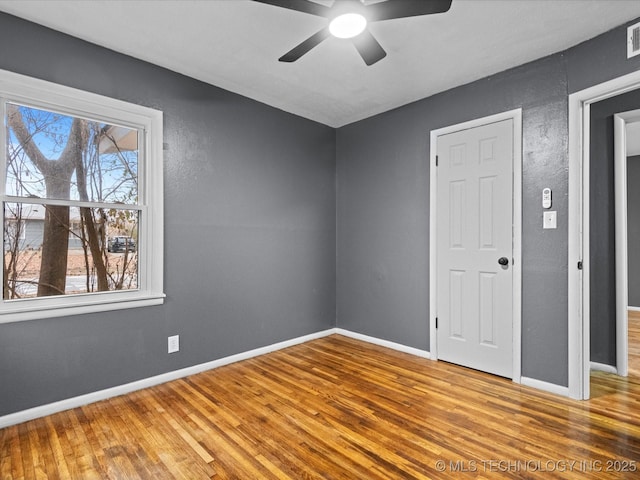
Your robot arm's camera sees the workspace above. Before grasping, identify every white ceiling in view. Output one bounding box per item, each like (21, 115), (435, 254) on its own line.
(1, 0), (640, 127)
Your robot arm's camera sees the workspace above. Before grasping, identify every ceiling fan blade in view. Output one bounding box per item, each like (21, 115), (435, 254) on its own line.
(352, 30), (387, 66)
(279, 27), (331, 62)
(252, 0), (331, 18)
(366, 0), (452, 22)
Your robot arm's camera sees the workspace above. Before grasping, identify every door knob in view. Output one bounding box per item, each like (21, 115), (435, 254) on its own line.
(498, 257), (509, 266)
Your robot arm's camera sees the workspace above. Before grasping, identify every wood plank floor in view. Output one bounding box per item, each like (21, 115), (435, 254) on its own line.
(2, 334), (640, 479)
(629, 310), (640, 377)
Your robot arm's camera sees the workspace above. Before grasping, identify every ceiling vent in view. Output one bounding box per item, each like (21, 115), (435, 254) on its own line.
(628, 22), (640, 58)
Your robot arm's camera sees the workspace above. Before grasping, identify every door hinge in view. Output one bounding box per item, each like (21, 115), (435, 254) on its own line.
(435, 155), (438, 166)
(577, 261), (583, 270)
(435, 317), (438, 329)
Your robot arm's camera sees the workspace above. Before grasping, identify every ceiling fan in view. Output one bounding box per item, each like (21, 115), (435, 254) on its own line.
(253, 0), (452, 66)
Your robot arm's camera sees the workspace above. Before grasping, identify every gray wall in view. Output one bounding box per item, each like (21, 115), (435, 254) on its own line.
(0, 13), (336, 417)
(628, 156), (640, 307)
(337, 18), (640, 386)
(337, 55), (570, 386)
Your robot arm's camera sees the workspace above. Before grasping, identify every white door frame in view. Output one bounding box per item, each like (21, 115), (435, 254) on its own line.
(429, 109), (522, 383)
(568, 70), (640, 400)
(613, 111), (640, 378)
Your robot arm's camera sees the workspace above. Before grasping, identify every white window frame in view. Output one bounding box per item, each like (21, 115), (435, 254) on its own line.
(0, 69), (164, 323)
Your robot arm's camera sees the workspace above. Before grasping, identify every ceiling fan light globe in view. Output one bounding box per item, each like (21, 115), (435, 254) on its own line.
(329, 13), (367, 39)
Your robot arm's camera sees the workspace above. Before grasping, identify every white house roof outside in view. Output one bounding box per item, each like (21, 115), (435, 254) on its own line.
(98, 125), (138, 154)
(5, 203), (82, 221)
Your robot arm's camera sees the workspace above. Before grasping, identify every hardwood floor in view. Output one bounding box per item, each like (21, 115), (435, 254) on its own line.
(2, 334), (640, 479)
(629, 310), (640, 377)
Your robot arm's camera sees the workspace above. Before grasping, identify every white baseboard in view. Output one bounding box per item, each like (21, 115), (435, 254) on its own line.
(0, 328), (336, 429)
(520, 376), (570, 397)
(628, 306), (640, 312)
(334, 328), (430, 359)
(590, 361), (618, 374)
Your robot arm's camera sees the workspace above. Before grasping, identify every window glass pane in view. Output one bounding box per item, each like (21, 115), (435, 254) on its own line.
(3, 203), (139, 299)
(6, 103), (138, 204)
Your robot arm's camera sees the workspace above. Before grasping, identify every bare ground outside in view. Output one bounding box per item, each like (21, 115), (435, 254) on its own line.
(4, 249), (137, 296)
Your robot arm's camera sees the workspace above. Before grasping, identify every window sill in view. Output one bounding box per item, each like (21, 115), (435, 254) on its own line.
(0, 292), (166, 324)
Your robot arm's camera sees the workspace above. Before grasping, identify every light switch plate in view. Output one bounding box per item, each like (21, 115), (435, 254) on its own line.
(543, 211), (557, 229)
(168, 335), (179, 353)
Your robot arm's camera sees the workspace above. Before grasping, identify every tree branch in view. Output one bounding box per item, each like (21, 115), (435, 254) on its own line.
(6, 104), (49, 173)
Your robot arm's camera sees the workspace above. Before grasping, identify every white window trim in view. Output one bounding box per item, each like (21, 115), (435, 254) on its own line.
(0, 69), (164, 324)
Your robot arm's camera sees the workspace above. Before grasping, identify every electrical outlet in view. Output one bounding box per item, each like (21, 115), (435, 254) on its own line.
(168, 335), (179, 353)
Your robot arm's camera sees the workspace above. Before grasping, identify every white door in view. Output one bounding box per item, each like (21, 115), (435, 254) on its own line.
(436, 119), (514, 378)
